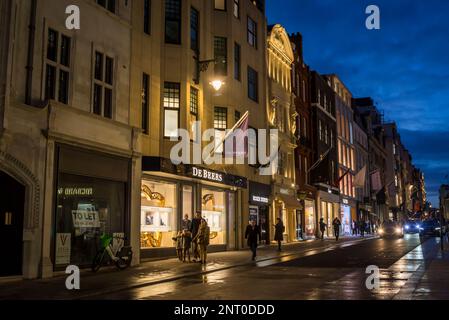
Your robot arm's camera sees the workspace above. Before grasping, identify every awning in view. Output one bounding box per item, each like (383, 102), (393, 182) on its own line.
(278, 194), (303, 210)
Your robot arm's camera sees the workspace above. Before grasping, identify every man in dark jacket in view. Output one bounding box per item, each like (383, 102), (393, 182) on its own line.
(332, 217), (341, 241)
(274, 218), (284, 251)
(245, 220), (261, 261)
(190, 211), (202, 262)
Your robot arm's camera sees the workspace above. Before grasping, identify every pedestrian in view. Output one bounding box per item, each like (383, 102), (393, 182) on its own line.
(332, 217), (341, 241)
(319, 218), (327, 240)
(359, 220), (366, 237)
(274, 218), (284, 251)
(351, 220), (356, 235)
(190, 211), (202, 262)
(181, 214), (192, 231)
(245, 220), (262, 261)
(172, 231), (183, 261)
(193, 219), (210, 265)
(182, 229), (192, 263)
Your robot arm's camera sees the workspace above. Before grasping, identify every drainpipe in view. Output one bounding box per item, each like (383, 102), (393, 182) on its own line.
(25, 0), (37, 105)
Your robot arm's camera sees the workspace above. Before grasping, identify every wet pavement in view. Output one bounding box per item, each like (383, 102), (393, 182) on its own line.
(1, 234), (449, 300)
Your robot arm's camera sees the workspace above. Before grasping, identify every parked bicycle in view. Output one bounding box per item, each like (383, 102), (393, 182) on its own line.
(91, 233), (133, 272)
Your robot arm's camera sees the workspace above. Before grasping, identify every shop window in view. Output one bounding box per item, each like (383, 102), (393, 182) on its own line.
(182, 185), (194, 220)
(55, 173), (126, 267)
(201, 188), (227, 245)
(305, 200), (315, 237)
(141, 180), (177, 249)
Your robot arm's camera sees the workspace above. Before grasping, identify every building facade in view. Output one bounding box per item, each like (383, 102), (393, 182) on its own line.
(290, 32), (316, 239)
(267, 24), (301, 243)
(0, 0), (140, 278)
(310, 71), (339, 238)
(131, 0), (270, 258)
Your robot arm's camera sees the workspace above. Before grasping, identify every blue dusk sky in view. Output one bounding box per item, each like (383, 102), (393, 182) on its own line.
(266, 0), (449, 206)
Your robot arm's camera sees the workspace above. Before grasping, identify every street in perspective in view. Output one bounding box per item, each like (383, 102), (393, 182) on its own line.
(1, 0), (449, 309)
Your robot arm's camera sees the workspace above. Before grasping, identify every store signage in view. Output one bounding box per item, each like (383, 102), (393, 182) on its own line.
(280, 188), (291, 196)
(252, 195), (269, 204)
(58, 187), (93, 196)
(192, 167), (223, 183)
(55, 233), (71, 265)
(71, 210), (100, 228)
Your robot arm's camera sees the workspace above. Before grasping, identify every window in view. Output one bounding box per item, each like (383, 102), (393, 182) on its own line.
(297, 115), (301, 138)
(214, 107), (227, 154)
(330, 129), (334, 148)
(163, 82), (180, 138)
(165, 0), (181, 44)
(96, 0), (116, 13)
(144, 0), (151, 34)
(45, 29), (71, 104)
(142, 73), (150, 134)
(214, 37), (227, 76)
(190, 7), (199, 52)
(235, 110), (241, 124)
(234, 43), (241, 81)
(92, 52), (114, 119)
(278, 152), (285, 176)
(247, 66), (258, 102)
(214, 0), (226, 11)
(190, 87), (199, 141)
(247, 17), (257, 48)
(324, 125), (328, 145)
(303, 117), (307, 138)
(233, 0), (240, 18)
(318, 120), (322, 141)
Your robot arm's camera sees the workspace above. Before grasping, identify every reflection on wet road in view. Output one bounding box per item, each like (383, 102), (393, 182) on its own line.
(92, 234), (437, 300)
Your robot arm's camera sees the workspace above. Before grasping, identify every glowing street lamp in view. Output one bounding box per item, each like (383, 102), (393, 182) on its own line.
(210, 80), (224, 92)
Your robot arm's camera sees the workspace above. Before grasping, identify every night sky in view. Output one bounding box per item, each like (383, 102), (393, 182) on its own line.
(266, 0), (449, 206)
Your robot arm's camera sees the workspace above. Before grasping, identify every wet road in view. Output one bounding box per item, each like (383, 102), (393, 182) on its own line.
(93, 234), (436, 300)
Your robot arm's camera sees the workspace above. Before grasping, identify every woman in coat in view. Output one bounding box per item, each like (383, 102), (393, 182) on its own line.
(193, 219), (210, 265)
(274, 218), (284, 251)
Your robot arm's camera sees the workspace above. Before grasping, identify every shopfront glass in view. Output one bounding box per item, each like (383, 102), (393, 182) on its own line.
(201, 188), (227, 245)
(305, 200), (315, 237)
(341, 204), (351, 235)
(141, 180), (177, 249)
(182, 185), (194, 219)
(55, 173), (126, 267)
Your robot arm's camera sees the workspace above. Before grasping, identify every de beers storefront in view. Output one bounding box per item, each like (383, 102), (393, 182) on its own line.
(141, 157), (247, 259)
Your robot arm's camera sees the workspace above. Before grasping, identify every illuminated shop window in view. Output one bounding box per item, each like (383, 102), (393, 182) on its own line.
(201, 188), (227, 245)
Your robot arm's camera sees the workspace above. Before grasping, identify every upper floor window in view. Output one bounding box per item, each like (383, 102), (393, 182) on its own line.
(190, 7), (199, 52)
(214, 37), (227, 76)
(96, 0), (116, 13)
(233, 0), (240, 18)
(163, 82), (180, 137)
(45, 29), (71, 105)
(190, 87), (199, 142)
(214, 0), (226, 11)
(214, 107), (228, 154)
(247, 17), (257, 48)
(234, 43), (241, 81)
(165, 0), (181, 44)
(247, 66), (258, 102)
(93, 51), (114, 119)
(144, 0), (151, 34)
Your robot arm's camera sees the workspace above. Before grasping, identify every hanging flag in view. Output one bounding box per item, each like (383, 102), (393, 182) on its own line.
(354, 165), (367, 188)
(334, 168), (350, 188)
(224, 111), (249, 158)
(308, 147), (332, 173)
(370, 169), (382, 192)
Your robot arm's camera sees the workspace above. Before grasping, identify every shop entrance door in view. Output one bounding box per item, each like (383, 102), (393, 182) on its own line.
(0, 171), (25, 276)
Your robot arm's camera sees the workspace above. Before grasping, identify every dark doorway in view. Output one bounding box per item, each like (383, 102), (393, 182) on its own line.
(259, 206), (269, 244)
(0, 171), (25, 276)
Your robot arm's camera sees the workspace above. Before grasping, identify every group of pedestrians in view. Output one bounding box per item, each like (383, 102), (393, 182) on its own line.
(245, 218), (284, 261)
(318, 217), (377, 240)
(173, 212), (210, 264)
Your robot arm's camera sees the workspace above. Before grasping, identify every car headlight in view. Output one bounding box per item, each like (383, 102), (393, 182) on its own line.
(395, 228), (402, 234)
(435, 227), (441, 231)
(405, 225), (410, 230)
(416, 225), (421, 229)
(379, 228), (384, 234)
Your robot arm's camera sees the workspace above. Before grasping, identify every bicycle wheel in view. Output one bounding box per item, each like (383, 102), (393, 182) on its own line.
(92, 250), (105, 272)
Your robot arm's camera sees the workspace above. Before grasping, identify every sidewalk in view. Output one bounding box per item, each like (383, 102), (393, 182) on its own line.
(0, 235), (375, 300)
(393, 237), (449, 300)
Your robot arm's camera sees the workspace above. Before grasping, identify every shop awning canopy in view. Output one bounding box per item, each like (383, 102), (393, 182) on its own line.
(278, 194), (303, 210)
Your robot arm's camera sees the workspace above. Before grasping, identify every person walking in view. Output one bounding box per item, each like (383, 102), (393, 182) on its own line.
(245, 220), (262, 261)
(193, 219), (210, 265)
(172, 231), (183, 261)
(359, 220), (366, 237)
(190, 211), (202, 262)
(181, 214), (192, 231)
(274, 218), (284, 251)
(181, 229), (192, 263)
(319, 218), (327, 240)
(332, 217), (342, 241)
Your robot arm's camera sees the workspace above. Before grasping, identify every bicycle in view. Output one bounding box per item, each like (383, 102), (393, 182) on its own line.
(91, 233), (133, 272)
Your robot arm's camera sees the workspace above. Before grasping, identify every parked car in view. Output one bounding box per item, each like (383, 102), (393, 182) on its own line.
(378, 220), (404, 238)
(404, 220), (421, 234)
(419, 219), (442, 237)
